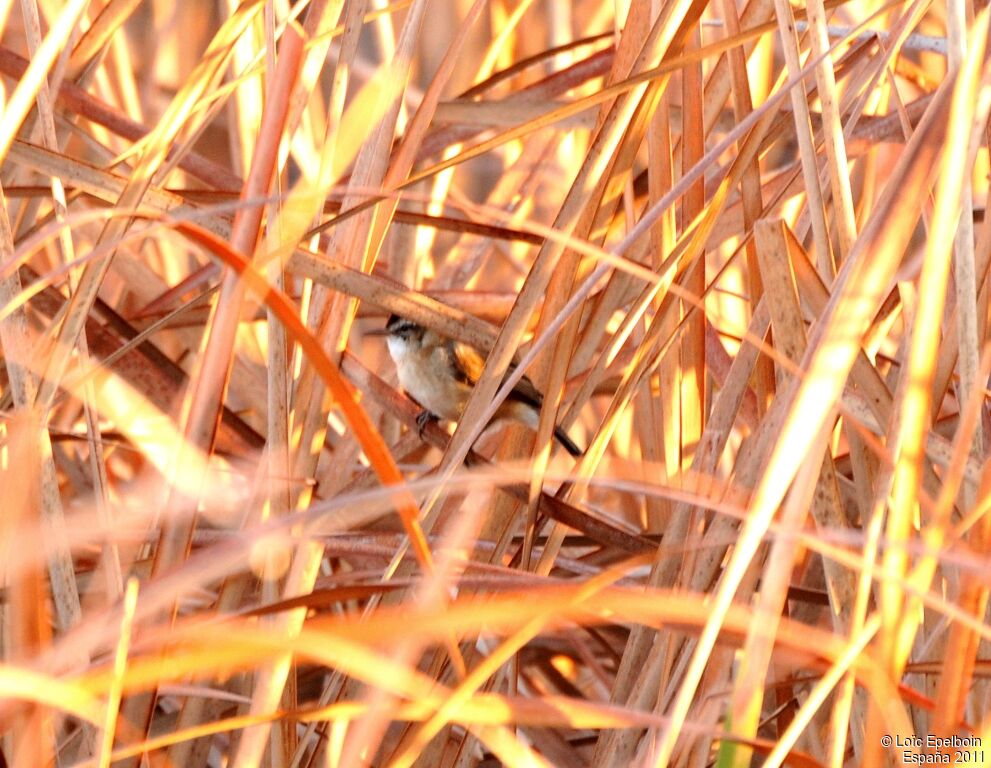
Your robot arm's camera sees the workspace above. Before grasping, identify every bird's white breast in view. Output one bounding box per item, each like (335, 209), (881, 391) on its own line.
(387, 336), (468, 420)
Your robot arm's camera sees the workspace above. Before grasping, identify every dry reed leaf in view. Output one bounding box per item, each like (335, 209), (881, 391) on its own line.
(4, 0), (991, 766)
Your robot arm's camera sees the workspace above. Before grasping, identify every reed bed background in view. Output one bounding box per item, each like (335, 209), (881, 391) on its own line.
(0, 0), (989, 765)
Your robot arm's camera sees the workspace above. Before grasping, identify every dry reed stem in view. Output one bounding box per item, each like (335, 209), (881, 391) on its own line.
(3, 0), (991, 766)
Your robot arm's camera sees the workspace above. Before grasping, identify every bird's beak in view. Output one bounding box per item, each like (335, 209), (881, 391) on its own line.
(365, 326), (391, 337)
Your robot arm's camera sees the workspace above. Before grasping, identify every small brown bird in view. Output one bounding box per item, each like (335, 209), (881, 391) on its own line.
(374, 314), (583, 456)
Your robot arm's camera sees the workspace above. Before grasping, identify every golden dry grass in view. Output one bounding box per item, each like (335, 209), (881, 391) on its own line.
(1, 0), (990, 766)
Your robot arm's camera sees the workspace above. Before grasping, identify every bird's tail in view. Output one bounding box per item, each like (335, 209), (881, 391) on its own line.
(553, 426), (583, 457)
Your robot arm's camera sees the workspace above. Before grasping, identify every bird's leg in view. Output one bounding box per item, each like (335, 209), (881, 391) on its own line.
(415, 410), (439, 439)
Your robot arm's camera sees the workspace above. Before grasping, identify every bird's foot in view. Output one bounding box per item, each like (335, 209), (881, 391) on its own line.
(415, 410), (439, 439)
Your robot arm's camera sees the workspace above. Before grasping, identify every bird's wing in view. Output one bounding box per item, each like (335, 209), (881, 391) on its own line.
(504, 365), (545, 409)
(451, 341), (486, 384)
(452, 341), (546, 408)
